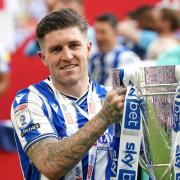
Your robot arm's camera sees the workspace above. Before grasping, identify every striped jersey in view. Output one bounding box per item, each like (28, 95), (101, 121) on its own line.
(88, 45), (140, 87)
(11, 77), (114, 180)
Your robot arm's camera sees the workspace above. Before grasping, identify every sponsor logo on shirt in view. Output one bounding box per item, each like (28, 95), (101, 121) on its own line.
(97, 133), (111, 151)
(21, 123), (40, 137)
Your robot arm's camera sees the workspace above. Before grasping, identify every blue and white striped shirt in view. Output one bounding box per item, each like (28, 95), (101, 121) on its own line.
(11, 78), (114, 180)
(88, 45), (140, 87)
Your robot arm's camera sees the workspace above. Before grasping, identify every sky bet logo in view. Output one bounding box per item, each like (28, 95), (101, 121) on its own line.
(119, 169), (136, 180)
(121, 142), (137, 168)
(119, 142), (137, 180)
(125, 99), (140, 130)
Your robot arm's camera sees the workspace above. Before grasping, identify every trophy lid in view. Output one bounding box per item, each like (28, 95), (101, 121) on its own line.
(111, 65), (180, 96)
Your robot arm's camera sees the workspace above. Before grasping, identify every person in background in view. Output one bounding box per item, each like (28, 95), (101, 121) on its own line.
(61, 0), (96, 47)
(11, 9), (126, 179)
(146, 8), (180, 59)
(0, 42), (10, 96)
(24, 0), (64, 56)
(25, 0), (96, 56)
(89, 13), (141, 87)
(118, 6), (159, 59)
(0, 41), (15, 152)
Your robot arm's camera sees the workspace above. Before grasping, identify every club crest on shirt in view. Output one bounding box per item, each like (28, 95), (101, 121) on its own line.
(14, 103), (32, 129)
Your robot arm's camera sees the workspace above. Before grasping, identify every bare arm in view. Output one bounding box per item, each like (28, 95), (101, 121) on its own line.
(28, 88), (126, 179)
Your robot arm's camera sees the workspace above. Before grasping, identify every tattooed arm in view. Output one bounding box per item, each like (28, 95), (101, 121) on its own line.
(28, 88), (126, 180)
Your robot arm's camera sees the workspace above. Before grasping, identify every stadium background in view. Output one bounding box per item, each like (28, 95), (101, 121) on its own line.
(0, 0), (160, 179)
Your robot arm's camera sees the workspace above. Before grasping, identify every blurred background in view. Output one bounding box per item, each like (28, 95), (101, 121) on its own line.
(0, 0), (180, 179)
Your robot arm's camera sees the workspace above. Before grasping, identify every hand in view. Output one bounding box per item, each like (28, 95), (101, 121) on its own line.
(99, 87), (126, 124)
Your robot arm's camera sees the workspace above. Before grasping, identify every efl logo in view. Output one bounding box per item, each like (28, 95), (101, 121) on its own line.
(125, 99), (140, 130)
(18, 104), (28, 111)
(119, 169), (136, 180)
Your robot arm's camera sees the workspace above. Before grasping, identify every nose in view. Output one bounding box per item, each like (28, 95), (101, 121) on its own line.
(61, 47), (73, 61)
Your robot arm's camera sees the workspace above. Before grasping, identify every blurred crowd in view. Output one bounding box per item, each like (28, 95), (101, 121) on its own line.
(0, 0), (180, 99)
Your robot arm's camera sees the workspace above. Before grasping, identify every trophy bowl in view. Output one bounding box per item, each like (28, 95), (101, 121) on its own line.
(111, 65), (180, 180)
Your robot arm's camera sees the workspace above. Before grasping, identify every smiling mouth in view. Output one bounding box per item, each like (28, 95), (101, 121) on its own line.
(60, 64), (78, 70)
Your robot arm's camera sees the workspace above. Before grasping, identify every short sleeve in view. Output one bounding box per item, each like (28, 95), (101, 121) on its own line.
(11, 88), (58, 153)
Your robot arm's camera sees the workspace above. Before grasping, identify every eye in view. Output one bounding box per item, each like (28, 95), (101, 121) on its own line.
(50, 46), (62, 53)
(69, 43), (80, 49)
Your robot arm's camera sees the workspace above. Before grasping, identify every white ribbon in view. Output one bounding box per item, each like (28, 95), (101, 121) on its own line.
(173, 87), (180, 180)
(115, 86), (143, 180)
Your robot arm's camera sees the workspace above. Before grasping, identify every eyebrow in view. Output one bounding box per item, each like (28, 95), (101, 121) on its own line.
(48, 44), (62, 52)
(49, 40), (82, 50)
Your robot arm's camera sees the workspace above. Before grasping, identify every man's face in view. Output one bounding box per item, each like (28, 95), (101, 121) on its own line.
(39, 27), (91, 87)
(95, 21), (117, 52)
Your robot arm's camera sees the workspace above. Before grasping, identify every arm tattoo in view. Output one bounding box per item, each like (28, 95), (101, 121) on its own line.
(28, 113), (110, 179)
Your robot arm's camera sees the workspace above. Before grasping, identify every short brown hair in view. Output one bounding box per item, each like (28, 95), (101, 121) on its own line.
(95, 13), (119, 29)
(160, 8), (180, 31)
(36, 8), (88, 44)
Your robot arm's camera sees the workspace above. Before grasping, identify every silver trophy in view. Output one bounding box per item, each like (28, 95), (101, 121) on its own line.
(111, 65), (180, 180)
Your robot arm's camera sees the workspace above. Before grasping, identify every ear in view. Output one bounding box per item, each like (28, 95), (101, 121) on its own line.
(38, 51), (47, 66)
(87, 42), (92, 59)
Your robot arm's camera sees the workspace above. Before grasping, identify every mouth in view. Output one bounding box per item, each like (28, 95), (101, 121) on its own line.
(60, 64), (78, 70)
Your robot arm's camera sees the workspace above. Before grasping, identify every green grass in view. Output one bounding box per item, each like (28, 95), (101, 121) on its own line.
(145, 99), (172, 179)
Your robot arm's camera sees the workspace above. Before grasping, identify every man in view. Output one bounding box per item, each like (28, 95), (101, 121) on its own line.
(118, 6), (158, 59)
(147, 8), (179, 59)
(11, 9), (126, 180)
(89, 13), (140, 87)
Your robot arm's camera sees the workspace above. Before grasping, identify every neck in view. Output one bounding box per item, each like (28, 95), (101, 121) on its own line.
(52, 77), (89, 98)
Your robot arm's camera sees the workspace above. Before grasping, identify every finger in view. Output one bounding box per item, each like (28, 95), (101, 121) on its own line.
(117, 101), (124, 109)
(115, 87), (127, 95)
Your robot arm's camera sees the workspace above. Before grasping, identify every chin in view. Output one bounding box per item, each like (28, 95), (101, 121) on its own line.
(60, 76), (81, 85)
